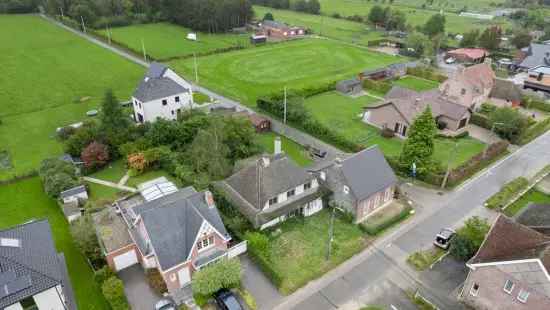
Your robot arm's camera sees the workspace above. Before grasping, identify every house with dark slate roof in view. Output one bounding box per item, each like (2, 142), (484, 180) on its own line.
(314, 146), (398, 223)
(215, 153), (326, 230)
(132, 62), (194, 123)
(94, 187), (232, 293)
(516, 43), (550, 71)
(0, 220), (76, 310)
(489, 78), (522, 108)
(460, 215), (550, 310)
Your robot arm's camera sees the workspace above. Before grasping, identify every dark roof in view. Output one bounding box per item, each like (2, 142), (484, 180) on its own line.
(261, 20), (289, 30)
(518, 43), (550, 69)
(135, 188), (230, 270)
(337, 79), (361, 88)
(362, 67), (388, 76)
(146, 62), (168, 79)
(225, 154), (314, 210)
(515, 204), (550, 228)
(0, 220), (75, 309)
(133, 77), (188, 102)
(338, 146), (397, 202)
(469, 215), (550, 272)
(489, 78), (522, 102)
(59, 185), (87, 199)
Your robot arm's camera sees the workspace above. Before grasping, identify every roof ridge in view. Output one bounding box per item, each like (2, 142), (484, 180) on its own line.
(0, 254), (61, 287)
(0, 219), (47, 234)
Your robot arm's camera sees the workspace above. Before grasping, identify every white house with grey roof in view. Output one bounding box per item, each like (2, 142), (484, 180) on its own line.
(132, 62), (193, 123)
(0, 220), (76, 310)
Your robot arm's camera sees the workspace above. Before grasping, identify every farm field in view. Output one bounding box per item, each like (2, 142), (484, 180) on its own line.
(99, 22), (251, 60)
(0, 15), (143, 181)
(304, 91), (485, 167)
(388, 0), (504, 13)
(393, 76), (440, 91)
(170, 38), (404, 106)
(0, 178), (109, 309)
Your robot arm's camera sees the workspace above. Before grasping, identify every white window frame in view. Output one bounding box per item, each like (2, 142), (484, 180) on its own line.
(470, 283), (479, 297)
(304, 182), (312, 190)
(343, 185), (350, 194)
(197, 235), (215, 252)
(517, 289), (529, 303)
(503, 280), (514, 294)
(269, 197), (278, 206)
(287, 189), (295, 198)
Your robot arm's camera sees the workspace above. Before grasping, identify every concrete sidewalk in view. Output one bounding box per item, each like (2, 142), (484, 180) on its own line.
(82, 176), (137, 192)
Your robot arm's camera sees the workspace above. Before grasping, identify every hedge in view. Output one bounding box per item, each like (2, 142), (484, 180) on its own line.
(360, 205), (412, 235)
(522, 95), (550, 113)
(362, 78), (393, 94)
(102, 276), (130, 310)
(517, 117), (550, 145)
(485, 177), (529, 209)
(406, 67), (447, 83)
(469, 113), (492, 130)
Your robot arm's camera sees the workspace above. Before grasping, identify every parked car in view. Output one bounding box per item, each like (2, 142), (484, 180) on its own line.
(434, 228), (456, 250)
(154, 298), (177, 310)
(214, 289), (243, 310)
(445, 57), (456, 64)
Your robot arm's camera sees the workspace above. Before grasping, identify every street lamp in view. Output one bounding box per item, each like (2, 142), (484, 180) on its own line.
(483, 122), (505, 159)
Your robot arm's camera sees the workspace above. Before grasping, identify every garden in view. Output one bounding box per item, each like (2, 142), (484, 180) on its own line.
(393, 76), (440, 91)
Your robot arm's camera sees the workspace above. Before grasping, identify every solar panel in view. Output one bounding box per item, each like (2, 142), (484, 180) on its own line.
(0, 238), (20, 248)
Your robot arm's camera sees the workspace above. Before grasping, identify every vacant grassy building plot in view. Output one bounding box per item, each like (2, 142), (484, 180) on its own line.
(99, 23), (251, 60)
(170, 38), (403, 106)
(0, 15), (143, 180)
(393, 76), (440, 91)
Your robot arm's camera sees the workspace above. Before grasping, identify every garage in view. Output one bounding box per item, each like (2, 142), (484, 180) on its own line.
(113, 249), (138, 271)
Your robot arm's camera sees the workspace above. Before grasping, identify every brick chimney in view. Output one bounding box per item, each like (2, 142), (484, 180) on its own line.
(204, 190), (215, 208)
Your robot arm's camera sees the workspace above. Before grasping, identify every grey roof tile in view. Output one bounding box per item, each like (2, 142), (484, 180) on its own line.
(59, 185), (86, 199)
(519, 44), (550, 69)
(133, 77), (188, 102)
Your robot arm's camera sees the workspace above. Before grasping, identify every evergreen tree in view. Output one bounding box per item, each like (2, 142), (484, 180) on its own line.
(423, 13), (445, 37)
(478, 26), (501, 51)
(399, 106), (437, 175)
(368, 5), (385, 25)
(100, 89), (128, 136)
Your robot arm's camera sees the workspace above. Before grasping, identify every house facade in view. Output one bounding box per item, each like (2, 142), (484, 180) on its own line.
(524, 66), (550, 94)
(516, 43), (550, 71)
(132, 62), (194, 123)
(460, 215), (550, 310)
(316, 146), (398, 223)
(94, 187), (233, 293)
(215, 154), (325, 230)
(446, 48), (489, 63)
(489, 78), (522, 108)
(260, 20), (305, 39)
(439, 62), (496, 110)
(1, 220), (76, 310)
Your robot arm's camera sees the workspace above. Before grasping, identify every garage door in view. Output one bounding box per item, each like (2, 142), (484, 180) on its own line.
(113, 250), (138, 271)
(178, 267), (191, 287)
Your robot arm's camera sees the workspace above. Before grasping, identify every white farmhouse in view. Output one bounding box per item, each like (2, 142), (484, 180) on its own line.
(132, 62), (194, 123)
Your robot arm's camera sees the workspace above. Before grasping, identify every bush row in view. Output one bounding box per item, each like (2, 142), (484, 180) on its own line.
(469, 113), (492, 130)
(517, 117), (550, 145)
(95, 267), (130, 310)
(485, 177), (529, 209)
(362, 78), (393, 94)
(360, 205), (412, 235)
(522, 96), (550, 112)
(406, 67), (447, 83)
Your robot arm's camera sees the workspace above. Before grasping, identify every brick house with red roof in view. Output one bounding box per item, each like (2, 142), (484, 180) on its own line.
(446, 48), (489, 63)
(440, 62), (496, 110)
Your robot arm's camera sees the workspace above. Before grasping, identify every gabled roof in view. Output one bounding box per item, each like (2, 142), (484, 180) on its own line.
(447, 48), (489, 60)
(337, 79), (361, 88)
(490, 78), (522, 102)
(59, 185), (87, 199)
(456, 63), (496, 92)
(133, 77), (188, 102)
(135, 188), (230, 270)
(261, 20), (289, 30)
(0, 220), (75, 309)
(518, 43), (550, 69)
(515, 204), (550, 228)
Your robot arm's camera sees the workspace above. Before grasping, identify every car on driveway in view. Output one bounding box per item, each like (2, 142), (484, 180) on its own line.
(434, 228), (455, 250)
(214, 289), (243, 310)
(154, 298), (177, 310)
(445, 57), (456, 64)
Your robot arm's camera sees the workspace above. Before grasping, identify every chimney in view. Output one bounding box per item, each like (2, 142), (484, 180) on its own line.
(274, 136), (282, 155)
(204, 190), (215, 208)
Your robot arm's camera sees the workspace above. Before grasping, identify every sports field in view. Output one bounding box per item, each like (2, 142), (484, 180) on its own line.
(99, 22), (251, 60)
(0, 15), (143, 180)
(170, 38), (404, 106)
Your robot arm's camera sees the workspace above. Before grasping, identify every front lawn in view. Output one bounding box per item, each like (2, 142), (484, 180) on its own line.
(255, 132), (313, 167)
(170, 38), (404, 106)
(393, 76), (439, 92)
(252, 209), (369, 294)
(99, 22), (251, 60)
(0, 178), (108, 309)
(407, 247), (446, 271)
(503, 189), (550, 217)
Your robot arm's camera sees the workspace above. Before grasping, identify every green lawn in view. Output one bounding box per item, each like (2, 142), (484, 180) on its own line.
(99, 22), (251, 60)
(0, 15), (143, 181)
(504, 189), (550, 217)
(0, 178), (108, 309)
(305, 91), (485, 167)
(126, 169), (182, 188)
(255, 132), (313, 167)
(393, 76), (439, 91)
(256, 209), (368, 294)
(89, 160), (127, 183)
(170, 38), (404, 106)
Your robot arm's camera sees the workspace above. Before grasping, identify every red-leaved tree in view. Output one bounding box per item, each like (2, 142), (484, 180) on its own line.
(81, 142), (110, 170)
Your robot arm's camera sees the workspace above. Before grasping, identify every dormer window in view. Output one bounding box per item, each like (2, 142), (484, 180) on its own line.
(287, 189), (295, 198)
(269, 197), (278, 206)
(162, 99), (167, 106)
(197, 236), (214, 251)
(304, 182), (312, 190)
(175, 96), (180, 102)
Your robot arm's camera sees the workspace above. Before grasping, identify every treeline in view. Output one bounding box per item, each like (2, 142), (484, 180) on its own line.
(0, 0), (39, 13)
(40, 0), (253, 32)
(252, 0), (320, 15)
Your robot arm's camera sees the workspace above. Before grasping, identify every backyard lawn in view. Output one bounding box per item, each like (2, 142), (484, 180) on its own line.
(0, 14), (143, 181)
(393, 76), (439, 91)
(170, 38), (404, 106)
(0, 178), (108, 309)
(504, 189), (550, 217)
(255, 132), (313, 167)
(305, 91), (485, 167)
(99, 22), (251, 60)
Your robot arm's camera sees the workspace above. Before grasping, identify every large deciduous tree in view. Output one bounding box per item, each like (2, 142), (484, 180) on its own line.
(81, 141), (110, 170)
(459, 29), (480, 48)
(478, 26), (502, 51)
(423, 13), (445, 38)
(511, 30), (532, 49)
(399, 106), (437, 175)
(368, 5), (385, 26)
(450, 216), (490, 261)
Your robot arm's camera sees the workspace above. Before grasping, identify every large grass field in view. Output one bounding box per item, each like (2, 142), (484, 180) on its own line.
(0, 15), (143, 181)
(170, 38), (403, 106)
(305, 91), (485, 167)
(0, 178), (108, 309)
(99, 22), (251, 60)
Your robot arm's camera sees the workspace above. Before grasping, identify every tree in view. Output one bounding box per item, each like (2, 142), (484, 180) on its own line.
(399, 106), (438, 175)
(423, 13), (445, 37)
(102, 276), (130, 310)
(39, 158), (80, 198)
(223, 117), (261, 161)
(386, 9), (407, 31)
(489, 107), (529, 143)
(405, 32), (431, 57)
(81, 141), (110, 170)
(459, 29), (479, 48)
(64, 121), (101, 157)
(368, 5), (385, 26)
(263, 12), (274, 20)
(511, 30), (532, 49)
(478, 26), (502, 51)
(192, 259), (241, 297)
(71, 215), (103, 265)
(99, 89), (129, 142)
(450, 216), (490, 261)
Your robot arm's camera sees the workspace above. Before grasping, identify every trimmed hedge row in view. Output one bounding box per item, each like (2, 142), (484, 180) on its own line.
(518, 117), (550, 145)
(360, 205), (412, 235)
(469, 113), (492, 130)
(485, 177), (529, 209)
(522, 95), (550, 113)
(362, 78), (393, 94)
(102, 276), (130, 310)
(406, 67), (447, 83)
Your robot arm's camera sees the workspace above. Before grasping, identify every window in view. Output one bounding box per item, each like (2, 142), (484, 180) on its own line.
(162, 99), (167, 106)
(20, 297), (38, 310)
(269, 197), (278, 206)
(287, 189), (295, 198)
(197, 236), (214, 251)
(503, 280), (514, 294)
(458, 118), (468, 129)
(517, 289), (529, 303)
(175, 96), (180, 102)
(394, 123), (400, 133)
(171, 110), (175, 115)
(470, 283), (479, 296)
(304, 182), (312, 190)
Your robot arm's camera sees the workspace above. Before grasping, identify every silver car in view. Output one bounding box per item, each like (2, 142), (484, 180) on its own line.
(154, 298), (177, 310)
(434, 228), (456, 250)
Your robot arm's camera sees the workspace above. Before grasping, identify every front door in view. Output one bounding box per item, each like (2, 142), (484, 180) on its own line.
(394, 123), (400, 133)
(178, 267), (191, 287)
(402, 125), (407, 136)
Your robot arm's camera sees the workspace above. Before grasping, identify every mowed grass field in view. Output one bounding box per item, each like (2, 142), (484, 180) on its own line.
(170, 38), (404, 106)
(305, 91), (485, 167)
(0, 178), (108, 309)
(393, 76), (440, 91)
(0, 15), (144, 180)
(99, 22), (251, 60)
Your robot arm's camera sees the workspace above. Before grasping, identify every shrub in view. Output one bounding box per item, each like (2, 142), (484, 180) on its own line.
(64, 121), (102, 157)
(244, 231), (270, 254)
(57, 126), (77, 141)
(522, 95), (550, 112)
(361, 206), (412, 235)
(406, 67), (447, 82)
(193, 293), (210, 307)
(449, 216), (490, 261)
(237, 288), (257, 310)
(81, 141), (110, 170)
(517, 117), (550, 145)
(71, 215), (104, 268)
(38, 158), (80, 198)
(489, 107), (529, 143)
(362, 78), (392, 94)
(102, 276), (130, 310)
(94, 266), (115, 285)
(485, 177), (529, 209)
(145, 268), (168, 294)
(127, 153), (147, 173)
(478, 103), (497, 115)
(469, 113), (492, 130)
(192, 258), (241, 296)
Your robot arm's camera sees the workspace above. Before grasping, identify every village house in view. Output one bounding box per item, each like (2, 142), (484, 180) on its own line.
(489, 78), (523, 108)
(215, 151), (325, 230)
(336, 79), (363, 95)
(132, 62), (194, 123)
(515, 43), (550, 71)
(363, 86), (471, 137)
(446, 48), (489, 63)
(260, 20), (305, 39)
(439, 62), (496, 110)
(315, 146), (398, 223)
(0, 220), (76, 310)
(461, 215), (550, 310)
(524, 66), (550, 94)
(93, 183), (243, 293)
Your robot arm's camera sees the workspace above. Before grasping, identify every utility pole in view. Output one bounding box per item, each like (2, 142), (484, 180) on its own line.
(441, 140), (459, 189)
(283, 86), (287, 124)
(326, 204), (336, 261)
(193, 52), (199, 84)
(60, 7), (64, 19)
(106, 26), (111, 45)
(80, 16), (86, 33)
(141, 38), (147, 62)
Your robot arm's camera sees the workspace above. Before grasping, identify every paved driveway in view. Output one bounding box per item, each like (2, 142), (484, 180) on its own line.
(118, 265), (161, 310)
(241, 255), (282, 310)
(419, 256), (468, 301)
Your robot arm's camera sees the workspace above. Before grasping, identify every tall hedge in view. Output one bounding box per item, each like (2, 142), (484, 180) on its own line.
(102, 276), (130, 310)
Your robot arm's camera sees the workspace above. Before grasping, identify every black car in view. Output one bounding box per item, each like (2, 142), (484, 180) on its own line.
(214, 289), (243, 310)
